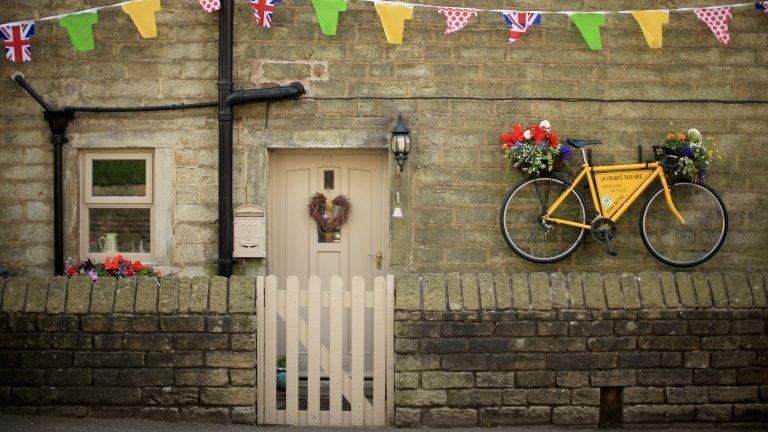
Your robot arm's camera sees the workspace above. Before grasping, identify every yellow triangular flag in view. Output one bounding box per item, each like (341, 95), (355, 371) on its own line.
(374, 1), (413, 44)
(122, 0), (162, 38)
(631, 10), (669, 49)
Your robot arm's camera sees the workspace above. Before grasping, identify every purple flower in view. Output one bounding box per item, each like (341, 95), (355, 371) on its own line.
(560, 145), (572, 161)
(678, 145), (694, 158)
(86, 269), (98, 282)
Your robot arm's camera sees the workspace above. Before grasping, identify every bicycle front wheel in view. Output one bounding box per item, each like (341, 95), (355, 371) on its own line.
(640, 181), (728, 267)
(500, 175), (587, 263)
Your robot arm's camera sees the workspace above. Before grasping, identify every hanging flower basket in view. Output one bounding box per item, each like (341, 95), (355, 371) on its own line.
(501, 120), (571, 177)
(660, 128), (717, 183)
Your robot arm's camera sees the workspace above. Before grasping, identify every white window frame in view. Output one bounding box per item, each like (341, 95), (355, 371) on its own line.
(79, 150), (155, 263)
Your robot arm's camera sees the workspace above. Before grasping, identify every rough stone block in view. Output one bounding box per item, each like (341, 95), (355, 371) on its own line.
(691, 272), (713, 308)
(590, 369), (636, 387)
(423, 407), (477, 426)
(200, 387), (255, 405)
(572, 388), (600, 405)
(666, 386), (708, 404)
(422, 371), (474, 389)
(553, 406), (599, 425)
(708, 272), (728, 308)
(2, 277), (27, 313)
(460, 274), (479, 311)
(637, 271), (663, 308)
(228, 276), (255, 313)
(396, 389), (447, 406)
(529, 272), (551, 311)
(158, 277), (180, 313)
(396, 354), (440, 372)
(511, 273), (530, 309)
(475, 372), (515, 388)
(725, 272), (754, 309)
(173, 334), (228, 350)
(178, 277), (192, 313)
(620, 273), (641, 309)
(446, 273), (463, 311)
(675, 273), (697, 308)
(526, 388), (571, 405)
(637, 369), (691, 386)
(695, 404), (732, 422)
(113, 277), (137, 313)
(395, 408), (421, 427)
(448, 389), (502, 406)
(65, 277), (91, 313)
(24, 277), (48, 313)
(135, 277), (158, 313)
(423, 273), (446, 311)
(90, 278), (116, 314)
(46, 277), (67, 313)
(160, 315), (205, 332)
(175, 369), (229, 387)
(623, 404), (694, 423)
(747, 272), (767, 307)
(660, 272), (679, 308)
(603, 273), (623, 309)
(189, 276), (210, 313)
(180, 407), (229, 424)
(396, 274), (421, 311)
(205, 351), (255, 368)
(477, 273), (495, 310)
(566, 272), (585, 309)
(479, 406), (550, 426)
(581, 273), (605, 310)
(549, 272), (568, 310)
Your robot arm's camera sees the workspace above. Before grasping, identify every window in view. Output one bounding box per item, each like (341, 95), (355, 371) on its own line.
(80, 151), (154, 262)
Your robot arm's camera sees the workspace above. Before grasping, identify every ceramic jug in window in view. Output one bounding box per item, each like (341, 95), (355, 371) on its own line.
(98, 233), (119, 253)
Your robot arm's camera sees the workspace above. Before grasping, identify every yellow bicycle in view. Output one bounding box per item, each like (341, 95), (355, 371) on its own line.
(500, 139), (728, 267)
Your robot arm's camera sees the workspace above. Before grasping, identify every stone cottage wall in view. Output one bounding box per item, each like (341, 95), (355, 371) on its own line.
(394, 272), (768, 427)
(1, 1), (768, 276)
(0, 276), (257, 423)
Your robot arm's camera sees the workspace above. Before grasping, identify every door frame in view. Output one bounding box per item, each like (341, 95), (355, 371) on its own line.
(266, 148), (391, 279)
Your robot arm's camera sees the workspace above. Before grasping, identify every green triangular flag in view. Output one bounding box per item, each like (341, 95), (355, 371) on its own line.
(311, 0), (347, 36)
(568, 13), (605, 51)
(59, 11), (99, 52)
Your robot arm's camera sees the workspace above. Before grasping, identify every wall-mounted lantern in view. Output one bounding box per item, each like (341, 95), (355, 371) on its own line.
(390, 113), (411, 218)
(390, 113), (411, 172)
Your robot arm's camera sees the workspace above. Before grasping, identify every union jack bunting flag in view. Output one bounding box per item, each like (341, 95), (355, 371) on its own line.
(502, 11), (541, 44)
(756, 2), (768, 14)
(1, 21), (35, 63)
(250, 0), (282, 28)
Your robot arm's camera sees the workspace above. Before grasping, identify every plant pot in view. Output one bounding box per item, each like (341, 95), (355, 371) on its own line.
(276, 367), (286, 391)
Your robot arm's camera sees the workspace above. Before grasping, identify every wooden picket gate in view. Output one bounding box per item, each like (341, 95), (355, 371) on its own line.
(256, 275), (395, 426)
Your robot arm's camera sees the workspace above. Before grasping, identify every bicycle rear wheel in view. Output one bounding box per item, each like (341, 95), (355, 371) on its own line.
(500, 175), (587, 263)
(639, 181), (728, 267)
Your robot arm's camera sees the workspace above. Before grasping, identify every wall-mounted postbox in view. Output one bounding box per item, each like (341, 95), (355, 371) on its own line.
(233, 204), (266, 258)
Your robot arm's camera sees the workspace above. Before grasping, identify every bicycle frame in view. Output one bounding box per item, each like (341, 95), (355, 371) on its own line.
(543, 158), (687, 230)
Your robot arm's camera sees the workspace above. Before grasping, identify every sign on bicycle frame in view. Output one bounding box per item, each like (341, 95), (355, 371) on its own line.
(594, 169), (655, 218)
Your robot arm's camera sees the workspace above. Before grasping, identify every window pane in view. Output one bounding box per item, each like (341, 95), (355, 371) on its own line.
(92, 159), (146, 196)
(88, 208), (151, 253)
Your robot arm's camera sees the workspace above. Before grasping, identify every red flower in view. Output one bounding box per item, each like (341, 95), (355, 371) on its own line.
(531, 126), (546, 144)
(511, 124), (524, 142)
(124, 267), (135, 277)
(103, 256), (120, 272)
(549, 132), (559, 148)
(502, 133), (515, 145)
(131, 261), (144, 272)
(65, 266), (77, 277)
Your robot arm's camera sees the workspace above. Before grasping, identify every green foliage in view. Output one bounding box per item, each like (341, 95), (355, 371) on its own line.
(92, 160), (145, 186)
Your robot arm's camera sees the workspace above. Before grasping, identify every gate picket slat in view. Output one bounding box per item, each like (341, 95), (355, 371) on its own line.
(329, 276), (343, 425)
(386, 274), (395, 424)
(256, 276), (265, 424)
(285, 276), (300, 425)
(264, 276), (278, 424)
(307, 276), (322, 425)
(372, 276), (386, 424)
(350, 276), (365, 426)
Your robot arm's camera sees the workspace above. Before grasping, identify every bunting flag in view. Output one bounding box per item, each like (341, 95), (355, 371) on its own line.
(250, 0), (282, 28)
(756, 2), (768, 14)
(59, 12), (99, 52)
(198, 0), (222, 13)
(121, 0), (161, 38)
(502, 11), (541, 44)
(438, 7), (478, 34)
(1, 21), (35, 63)
(631, 10), (669, 49)
(374, 1), (413, 44)
(311, 0), (347, 36)
(569, 13), (606, 51)
(694, 7), (732, 45)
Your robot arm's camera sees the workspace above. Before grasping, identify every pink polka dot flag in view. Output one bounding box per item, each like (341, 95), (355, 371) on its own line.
(198, 0), (221, 13)
(694, 7), (732, 45)
(438, 7), (478, 34)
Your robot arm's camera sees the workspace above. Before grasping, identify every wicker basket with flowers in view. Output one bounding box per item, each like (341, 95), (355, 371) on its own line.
(502, 120), (571, 177)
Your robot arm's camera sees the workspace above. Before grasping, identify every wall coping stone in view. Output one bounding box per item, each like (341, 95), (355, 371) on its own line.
(394, 272), (768, 312)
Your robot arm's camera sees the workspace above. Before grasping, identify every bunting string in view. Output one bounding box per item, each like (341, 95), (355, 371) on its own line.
(0, 0), (765, 63)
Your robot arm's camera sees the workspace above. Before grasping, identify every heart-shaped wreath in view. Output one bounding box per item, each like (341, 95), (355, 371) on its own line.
(308, 193), (352, 232)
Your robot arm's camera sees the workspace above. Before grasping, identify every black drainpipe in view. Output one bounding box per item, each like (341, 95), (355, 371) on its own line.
(217, 0), (236, 277)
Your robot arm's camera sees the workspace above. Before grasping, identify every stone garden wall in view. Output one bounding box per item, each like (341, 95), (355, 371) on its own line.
(394, 271), (768, 427)
(1, 1), (768, 276)
(0, 276), (258, 423)
(2, 272), (767, 427)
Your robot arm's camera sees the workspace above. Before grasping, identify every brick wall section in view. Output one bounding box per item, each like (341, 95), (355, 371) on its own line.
(0, 276), (257, 424)
(1, 1), (768, 276)
(394, 271), (768, 427)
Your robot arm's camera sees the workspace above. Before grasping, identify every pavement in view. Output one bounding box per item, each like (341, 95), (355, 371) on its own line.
(0, 414), (760, 432)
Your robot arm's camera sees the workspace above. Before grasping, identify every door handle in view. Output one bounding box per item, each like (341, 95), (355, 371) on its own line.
(375, 250), (383, 270)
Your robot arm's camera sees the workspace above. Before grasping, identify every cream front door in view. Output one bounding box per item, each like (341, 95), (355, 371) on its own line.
(268, 150), (389, 374)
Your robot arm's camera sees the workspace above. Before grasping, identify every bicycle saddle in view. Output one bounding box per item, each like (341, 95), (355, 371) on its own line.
(566, 139), (602, 148)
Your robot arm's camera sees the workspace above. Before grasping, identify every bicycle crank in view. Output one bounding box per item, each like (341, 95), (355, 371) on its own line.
(591, 217), (618, 256)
